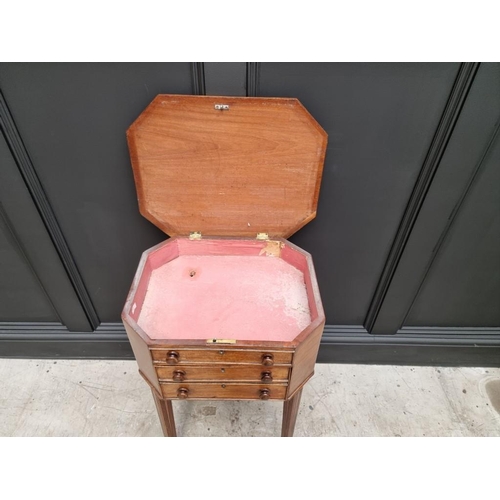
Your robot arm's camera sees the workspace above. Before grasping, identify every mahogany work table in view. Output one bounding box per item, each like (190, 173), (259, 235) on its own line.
(122, 95), (328, 437)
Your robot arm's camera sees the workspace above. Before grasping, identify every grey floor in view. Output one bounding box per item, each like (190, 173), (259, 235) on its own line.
(1, 359), (499, 437)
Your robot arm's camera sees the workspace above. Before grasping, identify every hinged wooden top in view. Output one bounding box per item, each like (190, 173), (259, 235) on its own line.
(127, 95), (327, 238)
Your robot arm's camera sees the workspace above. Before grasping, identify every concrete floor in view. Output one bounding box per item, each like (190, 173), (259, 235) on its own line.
(1, 359), (499, 437)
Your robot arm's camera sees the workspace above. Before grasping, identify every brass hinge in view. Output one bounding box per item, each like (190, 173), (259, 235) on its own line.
(189, 231), (202, 240)
(256, 232), (269, 240)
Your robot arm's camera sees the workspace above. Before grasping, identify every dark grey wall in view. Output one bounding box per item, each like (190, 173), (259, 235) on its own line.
(407, 127), (500, 327)
(0, 134), (57, 321)
(0, 62), (499, 365)
(0, 63), (191, 324)
(258, 63), (461, 325)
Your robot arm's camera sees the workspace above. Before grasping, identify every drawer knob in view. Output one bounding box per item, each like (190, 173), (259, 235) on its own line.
(173, 370), (186, 382)
(260, 389), (271, 400)
(262, 353), (274, 366)
(261, 371), (273, 382)
(177, 387), (189, 399)
(166, 351), (180, 365)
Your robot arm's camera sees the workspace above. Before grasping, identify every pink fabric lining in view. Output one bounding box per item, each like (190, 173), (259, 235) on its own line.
(281, 244), (318, 318)
(137, 254), (311, 342)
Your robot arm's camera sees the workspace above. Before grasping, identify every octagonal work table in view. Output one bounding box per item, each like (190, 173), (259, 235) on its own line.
(122, 95), (327, 436)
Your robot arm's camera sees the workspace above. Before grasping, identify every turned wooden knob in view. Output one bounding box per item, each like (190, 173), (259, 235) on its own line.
(262, 353), (274, 366)
(261, 371), (273, 382)
(173, 370), (186, 382)
(177, 387), (189, 399)
(166, 351), (179, 365)
(260, 389), (271, 400)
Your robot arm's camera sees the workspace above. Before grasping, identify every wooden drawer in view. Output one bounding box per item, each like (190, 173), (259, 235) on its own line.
(160, 382), (287, 400)
(151, 348), (293, 366)
(156, 365), (290, 382)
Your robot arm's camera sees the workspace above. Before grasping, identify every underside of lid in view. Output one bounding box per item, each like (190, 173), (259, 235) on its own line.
(127, 95), (327, 238)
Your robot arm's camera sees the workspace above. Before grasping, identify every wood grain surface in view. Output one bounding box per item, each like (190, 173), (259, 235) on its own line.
(151, 388), (176, 437)
(287, 321), (325, 396)
(151, 348), (293, 365)
(160, 382), (287, 400)
(282, 387), (303, 437)
(127, 95), (327, 238)
(123, 319), (160, 393)
(156, 364), (289, 382)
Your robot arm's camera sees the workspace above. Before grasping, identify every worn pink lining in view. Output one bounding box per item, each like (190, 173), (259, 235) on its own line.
(137, 255), (311, 342)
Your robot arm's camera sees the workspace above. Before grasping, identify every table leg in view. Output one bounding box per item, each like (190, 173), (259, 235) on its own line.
(281, 388), (303, 437)
(151, 389), (177, 437)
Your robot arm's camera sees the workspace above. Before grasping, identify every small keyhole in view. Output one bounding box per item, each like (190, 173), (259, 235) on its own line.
(221, 384), (226, 388)
(189, 270), (196, 277)
(221, 368), (225, 373)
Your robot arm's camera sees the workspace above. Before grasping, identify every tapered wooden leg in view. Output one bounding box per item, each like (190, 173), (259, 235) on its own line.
(151, 389), (176, 437)
(281, 388), (303, 437)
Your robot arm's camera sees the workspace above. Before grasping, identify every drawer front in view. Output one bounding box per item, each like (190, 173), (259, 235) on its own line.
(151, 348), (293, 366)
(156, 365), (290, 382)
(160, 383), (287, 400)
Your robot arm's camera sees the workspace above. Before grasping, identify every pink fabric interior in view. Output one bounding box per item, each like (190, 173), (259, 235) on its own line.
(281, 244), (318, 319)
(137, 254), (311, 342)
